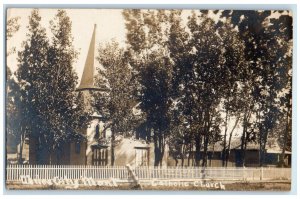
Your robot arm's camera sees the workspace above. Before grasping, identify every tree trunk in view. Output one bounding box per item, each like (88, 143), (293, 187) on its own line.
(153, 132), (161, 166)
(187, 144), (192, 166)
(18, 127), (24, 164)
(18, 137), (24, 164)
(159, 133), (164, 166)
(175, 158), (178, 166)
(202, 135), (209, 167)
(211, 143), (216, 167)
(280, 107), (290, 167)
(194, 134), (202, 166)
(202, 111), (210, 167)
(260, 129), (269, 167)
(240, 113), (247, 167)
(181, 144), (186, 166)
(111, 127), (115, 166)
(222, 109), (228, 167)
(225, 115), (240, 167)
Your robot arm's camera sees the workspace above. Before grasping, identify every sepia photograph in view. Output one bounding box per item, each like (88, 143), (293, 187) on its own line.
(5, 8), (293, 191)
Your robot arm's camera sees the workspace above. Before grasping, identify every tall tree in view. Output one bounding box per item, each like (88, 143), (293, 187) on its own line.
(93, 41), (137, 166)
(269, 13), (292, 166)
(16, 9), (86, 164)
(186, 12), (227, 166)
(123, 9), (173, 166)
(214, 19), (247, 167)
(16, 9), (51, 164)
(220, 10), (292, 166)
(168, 10), (247, 167)
(167, 10), (195, 166)
(47, 9), (88, 163)
(6, 16), (22, 162)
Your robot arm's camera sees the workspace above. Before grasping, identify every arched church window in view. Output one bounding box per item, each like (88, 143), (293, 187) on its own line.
(94, 124), (100, 139)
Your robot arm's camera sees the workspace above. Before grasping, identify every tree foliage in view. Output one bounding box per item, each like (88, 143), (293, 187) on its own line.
(94, 41), (137, 165)
(15, 9), (87, 164)
(122, 9), (292, 167)
(220, 10), (293, 166)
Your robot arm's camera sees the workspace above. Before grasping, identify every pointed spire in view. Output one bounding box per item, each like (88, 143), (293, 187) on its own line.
(77, 24), (100, 91)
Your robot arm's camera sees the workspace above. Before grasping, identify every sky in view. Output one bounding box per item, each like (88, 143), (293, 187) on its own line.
(6, 9), (224, 84)
(7, 8), (288, 83)
(7, 8), (127, 84)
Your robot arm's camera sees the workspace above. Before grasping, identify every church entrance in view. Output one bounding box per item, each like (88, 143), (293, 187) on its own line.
(91, 145), (108, 166)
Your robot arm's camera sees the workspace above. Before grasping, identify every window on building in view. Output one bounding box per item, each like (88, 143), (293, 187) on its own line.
(94, 124), (100, 140)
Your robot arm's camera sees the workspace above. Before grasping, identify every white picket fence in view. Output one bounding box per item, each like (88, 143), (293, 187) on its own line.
(6, 165), (291, 182)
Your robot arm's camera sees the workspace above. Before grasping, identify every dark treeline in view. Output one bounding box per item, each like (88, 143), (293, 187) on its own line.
(119, 10), (292, 167)
(7, 9), (292, 167)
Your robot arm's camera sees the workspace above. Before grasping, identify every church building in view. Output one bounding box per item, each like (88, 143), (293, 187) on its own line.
(73, 24), (169, 166)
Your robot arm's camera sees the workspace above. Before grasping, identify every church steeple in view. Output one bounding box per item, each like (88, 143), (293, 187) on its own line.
(77, 24), (104, 91)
